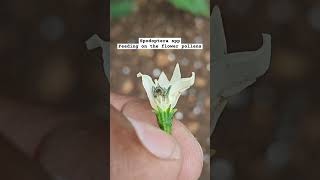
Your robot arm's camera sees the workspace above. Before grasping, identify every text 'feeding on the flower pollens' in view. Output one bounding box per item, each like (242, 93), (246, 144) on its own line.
(117, 38), (203, 49)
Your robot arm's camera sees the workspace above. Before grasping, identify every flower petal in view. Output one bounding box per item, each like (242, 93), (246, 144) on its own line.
(158, 72), (170, 88)
(170, 63), (182, 83)
(169, 72), (195, 108)
(171, 72), (195, 93)
(137, 72), (157, 109)
(169, 93), (182, 109)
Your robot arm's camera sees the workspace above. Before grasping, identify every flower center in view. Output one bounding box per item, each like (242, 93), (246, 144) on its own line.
(152, 85), (170, 98)
(152, 85), (172, 109)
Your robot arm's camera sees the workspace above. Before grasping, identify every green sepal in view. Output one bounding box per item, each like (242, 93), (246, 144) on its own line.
(153, 106), (177, 134)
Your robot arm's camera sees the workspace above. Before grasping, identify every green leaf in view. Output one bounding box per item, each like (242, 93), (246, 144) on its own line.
(167, 0), (209, 17)
(111, 0), (134, 18)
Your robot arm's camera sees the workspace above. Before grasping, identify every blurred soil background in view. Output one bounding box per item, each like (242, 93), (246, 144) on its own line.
(212, 1), (320, 180)
(110, 0), (210, 179)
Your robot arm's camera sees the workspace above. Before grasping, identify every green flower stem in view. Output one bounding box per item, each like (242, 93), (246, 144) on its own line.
(154, 107), (177, 134)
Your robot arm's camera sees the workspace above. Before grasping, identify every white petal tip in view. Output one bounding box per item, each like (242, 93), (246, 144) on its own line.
(175, 63), (180, 71)
(137, 72), (143, 77)
(191, 72), (196, 79)
(191, 72), (196, 84)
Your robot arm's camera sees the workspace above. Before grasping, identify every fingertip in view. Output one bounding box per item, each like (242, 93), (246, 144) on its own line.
(121, 99), (158, 126)
(112, 95), (204, 179)
(110, 107), (183, 180)
(127, 117), (181, 160)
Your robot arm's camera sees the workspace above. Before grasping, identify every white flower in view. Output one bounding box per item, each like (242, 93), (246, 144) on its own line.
(137, 63), (195, 111)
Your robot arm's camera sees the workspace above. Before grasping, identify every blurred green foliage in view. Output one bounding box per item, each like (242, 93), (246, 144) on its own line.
(167, 0), (209, 17)
(111, 0), (134, 18)
(110, 0), (209, 19)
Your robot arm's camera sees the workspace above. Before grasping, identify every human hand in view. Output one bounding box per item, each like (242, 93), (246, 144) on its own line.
(110, 92), (203, 180)
(0, 92), (203, 180)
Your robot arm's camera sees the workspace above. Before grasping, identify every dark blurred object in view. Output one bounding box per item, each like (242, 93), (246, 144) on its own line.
(0, 0), (109, 179)
(0, 133), (53, 179)
(1, 0), (108, 109)
(211, 1), (320, 180)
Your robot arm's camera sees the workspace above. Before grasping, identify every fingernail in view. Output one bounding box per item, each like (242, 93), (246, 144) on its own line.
(127, 117), (181, 160)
